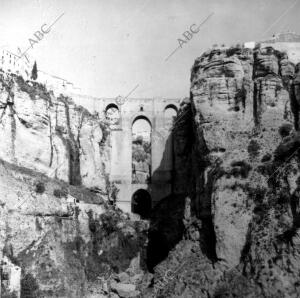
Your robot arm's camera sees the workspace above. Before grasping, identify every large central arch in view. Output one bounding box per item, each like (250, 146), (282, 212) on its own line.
(132, 115), (152, 184)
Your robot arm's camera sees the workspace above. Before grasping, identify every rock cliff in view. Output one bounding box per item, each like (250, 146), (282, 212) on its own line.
(0, 159), (149, 297)
(2, 43), (300, 297)
(149, 46), (300, 297)
(0, 71), (110, 190)
(0, 71), (150, 298)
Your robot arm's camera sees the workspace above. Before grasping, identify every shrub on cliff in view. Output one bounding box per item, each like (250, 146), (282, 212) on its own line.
(35, 181), (45, 194)
(274, 132), (300, 161)
(278, 123), (293, 138)
(2, 291), (18, 298)
(99, 211), (119, 234)
(21, 273), (40, 298)
(31, 61), (38, 80)
(99, 121), (110, 147)
(226, 46), (239, 57)
(15, 75), (51, 101)
(247, 139), (260, 159)
(53, 187), (68, 198)
(230, 161), (252, 178)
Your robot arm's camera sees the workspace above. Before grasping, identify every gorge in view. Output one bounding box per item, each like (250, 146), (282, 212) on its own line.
(1, 40), (300, 298)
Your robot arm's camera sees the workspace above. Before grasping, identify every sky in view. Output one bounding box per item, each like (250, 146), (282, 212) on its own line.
(0, 0), (299, 99)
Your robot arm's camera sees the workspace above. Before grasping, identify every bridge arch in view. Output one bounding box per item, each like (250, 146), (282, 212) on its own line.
(132, 115), (152, 184)
(132, 114), (152, 127)
(98, 97), (181, 214)
(105, 103), (120, 125)
(131, 189), (151, 218)
(105, 103), (119, 113)
(164, 104), (178, 128)
(164, 104), (178, 113)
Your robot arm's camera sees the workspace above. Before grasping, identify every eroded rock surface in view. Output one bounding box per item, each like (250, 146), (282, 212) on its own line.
(0, 72), (110, 190)
(0, 159), (148, 297)
(147, 46), (300, 298)
(2, 45), (300, 297)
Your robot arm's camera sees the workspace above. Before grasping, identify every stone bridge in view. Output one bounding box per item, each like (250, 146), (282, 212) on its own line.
(88, 97), (181, 216)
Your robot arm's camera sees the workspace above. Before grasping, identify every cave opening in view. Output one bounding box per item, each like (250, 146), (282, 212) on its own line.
(131, 189), (152, 219)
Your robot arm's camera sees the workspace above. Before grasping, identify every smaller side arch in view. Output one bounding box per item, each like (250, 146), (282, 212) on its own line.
(105, 103), (120, 125)
(164, 104), (178, 113)
(164, 104), (178, 128)
(105, 103), (119, 113)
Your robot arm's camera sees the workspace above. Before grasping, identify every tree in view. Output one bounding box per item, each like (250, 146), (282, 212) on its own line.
(31, 61), (38, 80)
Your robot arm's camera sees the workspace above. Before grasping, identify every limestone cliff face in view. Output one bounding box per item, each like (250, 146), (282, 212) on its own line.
(0, 159), (148, 297)
(150, 47), (300, 297)
(189, 46), (294, 267)
(0, 72), (110, 190)
(0, 71), (151, 298)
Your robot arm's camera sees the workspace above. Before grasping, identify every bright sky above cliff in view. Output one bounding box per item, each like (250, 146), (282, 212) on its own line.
(0, 0), (299, 98)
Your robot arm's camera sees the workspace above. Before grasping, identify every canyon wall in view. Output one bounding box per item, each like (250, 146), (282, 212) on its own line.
(2, 44), (300, 297)
(0, 72), (110, 191)
(0, 159), (149, 298)
(0, 71), (152, 298)
(150, 45), (300, 297)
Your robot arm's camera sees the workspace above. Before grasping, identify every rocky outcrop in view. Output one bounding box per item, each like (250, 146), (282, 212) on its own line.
(0, 159), (148, 297)
(290, 63), (300, 130)
(3, 44), (300, 297)
(146, 46), (300, 297)
(0, 71), (153, 297)
(0, 71), (110, 190)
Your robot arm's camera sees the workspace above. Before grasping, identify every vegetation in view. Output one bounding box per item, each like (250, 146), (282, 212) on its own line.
(2, 291), (18, 298)
(132, 136), (151, 162)
(31, 61), (38, 80)
(35, 181), (45, 194)
(21, 273), (40, 298)
(104, 174), (119, 206)
(53, 187), (68, 198)
(278, 123), (293, 138)
(261, 153), (272, 162)
(16, 75), (51, 101)
(230, 161), (252, 178)
(108, 182), (119, 205)
(99, 121), (110, 147)
(85, 209), (144, 281)
(247, 139), (260, 159)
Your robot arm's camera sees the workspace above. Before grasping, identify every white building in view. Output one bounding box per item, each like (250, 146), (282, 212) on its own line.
(244, 41), (256, 49)
(37, 69), (78, 96)
(260, 32), (300, 64)
(244, 32), (300, 64)
(0, 48), (33, 80)
(0, 46), (80, 96)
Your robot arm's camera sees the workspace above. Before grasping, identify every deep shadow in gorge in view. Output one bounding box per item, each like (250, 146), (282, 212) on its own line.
(145, 110), (191, 273)
(129, 115), (186, 272)
(132, 189), (152, 219)
(145, 101), (218, 272)
(146, 192), (186, 272)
